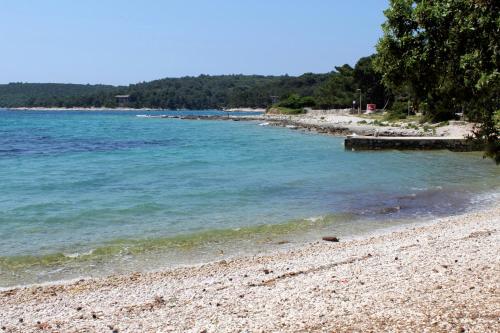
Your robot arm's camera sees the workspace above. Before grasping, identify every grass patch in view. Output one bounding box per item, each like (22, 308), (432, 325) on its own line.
(383, 111), (407, 121)
(405, 123), (420, 130)
(373, 120), (390, 127)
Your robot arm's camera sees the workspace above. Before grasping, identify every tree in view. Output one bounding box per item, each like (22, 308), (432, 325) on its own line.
(354, 55), (390, 109)
(316, 65), (356, 109)
(375, 0), (499, 162)
(277, 94), (316, 109)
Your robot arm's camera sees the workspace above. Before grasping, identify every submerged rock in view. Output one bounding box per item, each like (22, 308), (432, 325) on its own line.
(380, 206), (401, 214)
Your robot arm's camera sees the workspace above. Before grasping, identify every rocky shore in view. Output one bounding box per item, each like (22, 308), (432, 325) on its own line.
(164, 111), (475, 138)
(8, 108), (475, 138)
(1, 205), (498, 332)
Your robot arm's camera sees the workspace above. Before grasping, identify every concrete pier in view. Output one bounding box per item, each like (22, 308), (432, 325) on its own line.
(344, 136), (484, 152)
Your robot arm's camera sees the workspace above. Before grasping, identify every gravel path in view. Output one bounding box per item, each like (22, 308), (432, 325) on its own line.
(1, 206), (499, 332)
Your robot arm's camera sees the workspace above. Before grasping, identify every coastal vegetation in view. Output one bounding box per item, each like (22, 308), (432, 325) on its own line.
(0, 74), (329, 109)
(375, 0), (499, 162)
(0, 58), (387, 111)
(266, 93), (315, 114)
(0, 83), (118, 108)
(266, 106), (306, 115)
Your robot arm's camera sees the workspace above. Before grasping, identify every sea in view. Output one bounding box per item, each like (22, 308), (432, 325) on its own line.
(0, 109), (498, 287)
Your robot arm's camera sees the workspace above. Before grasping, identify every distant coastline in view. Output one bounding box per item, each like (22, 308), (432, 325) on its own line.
(3, 107), (475, 140)
(7, 107), (161, 111)
(4, 107), (266, 112)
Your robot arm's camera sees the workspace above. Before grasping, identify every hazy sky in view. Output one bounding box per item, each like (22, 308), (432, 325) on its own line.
(1, 0), (389, 85)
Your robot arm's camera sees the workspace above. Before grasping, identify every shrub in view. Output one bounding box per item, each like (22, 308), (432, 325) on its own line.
(494, 110), (500, 130)
(278, 94), (316, 109)
(385, 100), (409, 121)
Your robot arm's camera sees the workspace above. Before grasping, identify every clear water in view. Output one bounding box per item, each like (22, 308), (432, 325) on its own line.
(0, 109), (498, 287)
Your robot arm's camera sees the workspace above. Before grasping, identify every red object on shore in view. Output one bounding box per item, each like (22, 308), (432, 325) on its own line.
(367, 104), (377, 112)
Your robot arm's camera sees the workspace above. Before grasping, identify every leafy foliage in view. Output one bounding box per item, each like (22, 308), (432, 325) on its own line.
(384, 100), (409, 120)
(277, 94), (316, 109)
(267, 106), (306, 115)
(315, 57), (389, 110)
(354, 55), (390, 108)
(0, 74), (330, 109)
(316, 65), (357, 109)
(124, 74), (331, 109)
(0, 83), (119, 108)
(375, 0), (500, 162)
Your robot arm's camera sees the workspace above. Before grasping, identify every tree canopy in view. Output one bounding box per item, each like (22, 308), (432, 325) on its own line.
(375, 0), (499, 161)
(0, 57), (387, 111)
(0, 83), (118, 108)
(0, 74), (331, 110)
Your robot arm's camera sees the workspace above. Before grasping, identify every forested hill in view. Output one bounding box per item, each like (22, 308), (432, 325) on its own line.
(0, 55), (388, 110)
(124, 74), (330, 109)
(0, 83), (119, 108)
(0, 74), (330, 109)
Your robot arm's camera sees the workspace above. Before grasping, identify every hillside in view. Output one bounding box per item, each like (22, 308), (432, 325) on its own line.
(0, 74), (330, 109)
(0, 56), (388, 111)
(0, 83), (119, 108)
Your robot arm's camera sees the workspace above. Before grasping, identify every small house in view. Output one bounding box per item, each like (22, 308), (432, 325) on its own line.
(115, 95), (130, 107)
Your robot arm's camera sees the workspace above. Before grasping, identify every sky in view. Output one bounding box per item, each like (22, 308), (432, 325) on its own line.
(0, 0), (389, 85)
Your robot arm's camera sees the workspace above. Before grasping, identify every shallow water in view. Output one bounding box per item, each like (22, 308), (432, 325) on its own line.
(0, 109), (498, 286)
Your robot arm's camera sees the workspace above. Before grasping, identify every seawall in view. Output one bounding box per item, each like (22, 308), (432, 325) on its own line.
(345, 136), (484, 152)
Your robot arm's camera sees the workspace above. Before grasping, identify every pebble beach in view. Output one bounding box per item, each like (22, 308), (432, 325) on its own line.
(1, 204), (498, 332)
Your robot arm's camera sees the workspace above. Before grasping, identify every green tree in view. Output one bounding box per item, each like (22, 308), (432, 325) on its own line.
(278, 94), (316, 109)
(316, 65), (356, 109)
(354, 55), (390, 109)
(375, 0), (499, 162)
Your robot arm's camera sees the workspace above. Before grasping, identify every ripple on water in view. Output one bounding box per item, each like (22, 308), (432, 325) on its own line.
(0, 109), (498, 287)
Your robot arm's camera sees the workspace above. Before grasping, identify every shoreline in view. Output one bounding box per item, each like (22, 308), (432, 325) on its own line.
(1, 187), (497, 289)
(0, 192), (495, 290)
(0, 203), (488, 292)
(5, 107), (164, 111)
(153, 112), (475, 138)
(3, 107), (265, 112)
(1, 203), (498, 332)
(3, 107), (474, 138)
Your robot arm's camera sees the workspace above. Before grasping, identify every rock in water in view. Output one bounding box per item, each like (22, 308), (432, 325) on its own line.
(322, 236), (340, 242)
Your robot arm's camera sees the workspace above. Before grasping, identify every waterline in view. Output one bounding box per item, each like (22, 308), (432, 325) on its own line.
(0, 109), (498, 286)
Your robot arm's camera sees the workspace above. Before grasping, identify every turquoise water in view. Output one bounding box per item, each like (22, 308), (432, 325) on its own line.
(0, 109), (498, 286)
